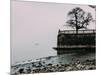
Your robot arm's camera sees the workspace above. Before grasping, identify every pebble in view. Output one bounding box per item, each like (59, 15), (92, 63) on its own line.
(11, 59), (96, 75)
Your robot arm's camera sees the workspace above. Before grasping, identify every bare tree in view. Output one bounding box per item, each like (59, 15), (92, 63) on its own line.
(66, 7), (93, 34)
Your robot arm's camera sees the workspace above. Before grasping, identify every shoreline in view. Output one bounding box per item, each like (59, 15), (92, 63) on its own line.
(11, 58), (96, 75)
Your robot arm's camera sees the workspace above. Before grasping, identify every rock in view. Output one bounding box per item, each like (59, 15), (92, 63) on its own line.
(26, 68), (31, 73)
(18, 68), (24, 74)
(76, 64), (84, 69)
(11, 57), (96, 74)
(66, 66), (73, 71)
(47, 63), (52, 66)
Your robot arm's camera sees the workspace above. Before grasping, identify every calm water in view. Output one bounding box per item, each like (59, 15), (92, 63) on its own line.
(11, 52), (95, 74)
(12, 52), (95, 66)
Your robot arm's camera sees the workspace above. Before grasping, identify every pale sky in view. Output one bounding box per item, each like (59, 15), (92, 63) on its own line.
(11, 0), (96, 64)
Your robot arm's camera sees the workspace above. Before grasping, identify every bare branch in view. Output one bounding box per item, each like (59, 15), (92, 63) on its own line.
(66, 7), (93, 33)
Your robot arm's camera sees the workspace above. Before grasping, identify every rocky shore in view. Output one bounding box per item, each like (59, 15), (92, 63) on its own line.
(12, 59), (96, 75)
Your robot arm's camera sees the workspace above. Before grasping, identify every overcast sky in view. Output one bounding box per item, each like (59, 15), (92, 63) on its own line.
(11, 0), (96, 64)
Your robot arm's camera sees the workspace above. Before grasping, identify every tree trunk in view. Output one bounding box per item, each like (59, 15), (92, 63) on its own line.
(76, 28), (78, 34)
(75, 13), (78, 34)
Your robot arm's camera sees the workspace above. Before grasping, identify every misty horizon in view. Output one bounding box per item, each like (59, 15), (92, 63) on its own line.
(11, 1), (96, 65)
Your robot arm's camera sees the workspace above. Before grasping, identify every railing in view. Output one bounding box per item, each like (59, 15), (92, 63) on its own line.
(57, 45), (95, 48)
(59, 29), (96, 34)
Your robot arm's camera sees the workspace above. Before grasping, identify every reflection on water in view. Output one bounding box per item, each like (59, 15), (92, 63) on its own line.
(58, 53), (95, 64)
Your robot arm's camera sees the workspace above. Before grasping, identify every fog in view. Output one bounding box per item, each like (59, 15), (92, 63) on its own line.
(11, 1), (96, 64)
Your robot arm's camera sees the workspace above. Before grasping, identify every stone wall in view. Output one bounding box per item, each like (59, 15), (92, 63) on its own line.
(57, 33), (95, 46)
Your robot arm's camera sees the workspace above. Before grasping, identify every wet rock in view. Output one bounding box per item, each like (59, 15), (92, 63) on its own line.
(26, 68), (31, 73)
(47, 63), (52, 66)
(18, 68), (24, 74)
(11, 58), (96, 74)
